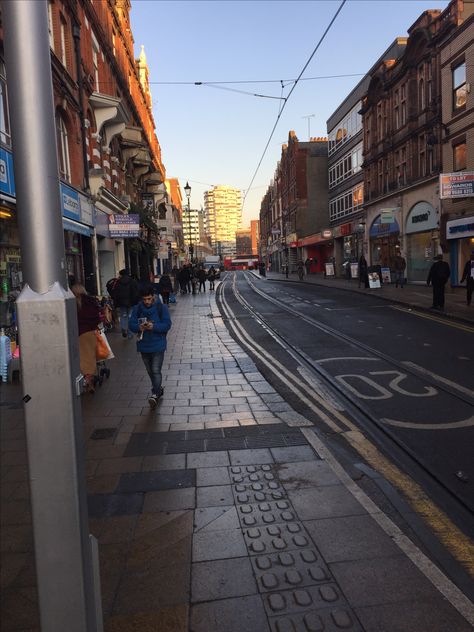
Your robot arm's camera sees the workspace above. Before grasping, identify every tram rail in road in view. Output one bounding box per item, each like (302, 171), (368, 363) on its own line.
(216, 272), (474, 585)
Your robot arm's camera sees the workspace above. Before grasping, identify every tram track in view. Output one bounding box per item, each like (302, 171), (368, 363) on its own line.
(216, 272), (474, 582)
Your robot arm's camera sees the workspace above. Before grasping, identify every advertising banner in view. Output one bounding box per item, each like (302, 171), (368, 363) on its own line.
(368, 271), (381, 289)
(325, 262), (335, 277)
(108, 214), (140, 238)
(439, 172), (474, 199)
(350, 263), (359, 279)
(0, 147), (15, 198)
(381, 267), (391, 283)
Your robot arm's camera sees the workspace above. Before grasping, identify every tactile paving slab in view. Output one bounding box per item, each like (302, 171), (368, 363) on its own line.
(251, 548), (331, 592)
(237, 499), (297, 528)
(244, 522), (313, 556)
(263, 584), (347, 617)
(269, 605), (363, 631)
(230, 465), (287, 504)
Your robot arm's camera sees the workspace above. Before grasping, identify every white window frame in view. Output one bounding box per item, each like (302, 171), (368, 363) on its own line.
(92, 31), (100, 92)
(56, 113), (71, 182)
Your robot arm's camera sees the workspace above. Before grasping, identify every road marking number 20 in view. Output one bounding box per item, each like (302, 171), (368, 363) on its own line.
(336, 370), (437, 400)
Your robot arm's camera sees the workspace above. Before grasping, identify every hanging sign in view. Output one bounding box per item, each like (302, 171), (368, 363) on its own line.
(108, 214), (140, 237)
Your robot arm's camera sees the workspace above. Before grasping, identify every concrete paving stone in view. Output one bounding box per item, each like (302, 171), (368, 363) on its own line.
(193, 528), (247, 561)
(196, 466), (231, 487)
(355, 598), (474, 632)
(117, 469), (195, 493)
(193, 506), (240, 532)
(141, 454), (186, 471)
(205, 405), (237, 414)
(304, 515), (400, 563)
(86, 474), (121, 495)
(104, 604), (189, 632)
(89, 514), (138, 545)
(187, 451), (230, 468)
(113, 562), (190, 615)
(239, 418), (258, 425)
(276, 411), (313, 427)
(331, 555), (443, 608)
(229, 449), (275, 465)
(262, 583), (347, 618)
(287, 486), (366, 521)
(196, 485), (234, 507)
(270, 446), (318, 463)
(170, 422), (206, 431)
(107, 407), (143, 417)
(205, 420), (240, 429)
(252, 382), (277, 394)
(243, 521), (313, 556)
(143, 488), (196, 512)
(96, 457), (143, 475)
(173, 406), (205, 415)
(269, 605), (363, 632)
(191, 557), (257, 603)
(190, 594), (270, 632)
(86, 443), (126, 460)
(133, 509), (192, 541)
(187, 413), (222, 423)
(87, 493), (144, 518)
(277, 461), (340, 490)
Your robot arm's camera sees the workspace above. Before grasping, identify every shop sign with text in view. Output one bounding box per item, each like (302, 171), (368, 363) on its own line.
(108, 214), (140, 237)
(440, 172), (474, 199)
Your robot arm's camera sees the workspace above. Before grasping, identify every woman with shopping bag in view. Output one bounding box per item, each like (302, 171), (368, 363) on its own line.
(71, 284), (102, 393)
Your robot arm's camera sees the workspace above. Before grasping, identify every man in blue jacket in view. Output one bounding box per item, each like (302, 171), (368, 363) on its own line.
(129, 284), (172, 408)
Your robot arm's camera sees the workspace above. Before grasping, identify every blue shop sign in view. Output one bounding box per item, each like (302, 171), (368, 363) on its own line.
(0, 147), (16, 198)
(370, 215), (400, 238)
(60, 182), (80, 221)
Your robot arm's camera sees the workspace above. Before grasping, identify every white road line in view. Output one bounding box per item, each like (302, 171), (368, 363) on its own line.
(317, 357), (381, 363)
(301, 428), (474, 627)
(402, 361), (474, 399)
(382, 416), (474, 430)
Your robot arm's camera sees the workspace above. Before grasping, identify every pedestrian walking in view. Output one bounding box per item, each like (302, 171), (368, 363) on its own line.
(393, 253), (407, 288)
(129, 284), (172, 408)
(427, 254), (451, 310)
(197, 267), (207, 292)
(157, 273), (173, 304)
(460, 251), (474, 306)
(304, 258), (312, 275)
(358, 255), (369, 288)
(208, 266), (216, 291)
(111, 269), (139, 337)
(71, 284), (102, 393)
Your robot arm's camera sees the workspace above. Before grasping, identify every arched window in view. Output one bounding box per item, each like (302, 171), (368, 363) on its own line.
(56, 111), (71, 182)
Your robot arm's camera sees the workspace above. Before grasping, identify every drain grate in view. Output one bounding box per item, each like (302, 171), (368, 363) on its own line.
(90, 427), (117, 440)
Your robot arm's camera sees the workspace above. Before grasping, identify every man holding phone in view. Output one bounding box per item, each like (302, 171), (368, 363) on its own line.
(129, 284), (172, 408)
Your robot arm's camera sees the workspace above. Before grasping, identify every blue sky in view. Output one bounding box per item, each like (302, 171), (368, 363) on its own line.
(130, 0), (449, 225)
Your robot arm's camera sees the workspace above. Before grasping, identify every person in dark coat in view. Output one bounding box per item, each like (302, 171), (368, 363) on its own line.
(197, 267), (207, 292)
(71, 284), (102, 393)
(358, 255), (369, 288)
(427, 254), (451, 310)
(157, 274), (173, 304)
(460, 251), (474, 306)
(208, 266), (216, 291)
(111, 269), (139, 337)
(178, 267), (189, 294)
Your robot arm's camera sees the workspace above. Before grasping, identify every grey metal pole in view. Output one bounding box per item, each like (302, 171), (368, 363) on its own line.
(3, 2), (100, 630)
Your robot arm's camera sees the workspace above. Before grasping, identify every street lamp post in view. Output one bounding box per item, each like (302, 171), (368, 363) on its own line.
(184, 181), (193, 262)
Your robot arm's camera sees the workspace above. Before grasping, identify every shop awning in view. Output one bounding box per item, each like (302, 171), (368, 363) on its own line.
(63, 217), (92, 236)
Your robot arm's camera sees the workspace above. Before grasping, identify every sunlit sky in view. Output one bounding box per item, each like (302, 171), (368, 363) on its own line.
(130, 0), (449, 225)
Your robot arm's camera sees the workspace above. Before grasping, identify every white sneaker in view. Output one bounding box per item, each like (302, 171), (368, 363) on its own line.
(148, 394), (158, 408)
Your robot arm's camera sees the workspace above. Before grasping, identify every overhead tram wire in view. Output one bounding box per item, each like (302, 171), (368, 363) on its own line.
(146, 72), (364, 86)
(242, 0), (347, 210)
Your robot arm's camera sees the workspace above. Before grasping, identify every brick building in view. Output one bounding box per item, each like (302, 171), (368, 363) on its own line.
(440, 5), (474, 284)
(260, 133), (328, 274)
(0, 0), (169, 302)
(361, 0), (473, 282)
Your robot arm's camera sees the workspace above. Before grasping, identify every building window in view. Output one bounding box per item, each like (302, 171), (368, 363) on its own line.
(0, 59), (11, 147)
(60, 15), (67, 68)
(452, 62), (466, 111)
(427, 61), (433, 104)
(453, 141), (466, 171)
(48, 1), (55, 49)
(400, 83), (407, 126)
(393, 89), (400, 129)
(400, 146), (407, 186)
(92, 31), (100, 91)
(112, 29), (116, 57)
(56, 112), (71, 182)
(419, 135), (426, 178)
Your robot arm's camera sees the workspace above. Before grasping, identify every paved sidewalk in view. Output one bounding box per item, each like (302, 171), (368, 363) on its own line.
(253, 270), (474, 324)
(1, 286), (473, 631)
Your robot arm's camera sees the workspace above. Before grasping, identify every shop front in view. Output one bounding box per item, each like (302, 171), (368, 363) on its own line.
(60, 182), (95, 292)
(0, 146), (20, 325)
(332, 219), (365, 277)
(369, 215), (400, 268)
(296, 231), (334, 274)
(446, 215), (474, 285)
(405, 201), (439, 283)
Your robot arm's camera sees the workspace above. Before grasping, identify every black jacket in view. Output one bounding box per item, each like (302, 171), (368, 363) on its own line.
(427, 261), (450, 286)
(460, 260), (474, 286)
(112, 275), (139, 307)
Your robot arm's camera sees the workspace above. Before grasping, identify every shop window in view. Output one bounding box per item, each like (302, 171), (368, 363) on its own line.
(0, 59), (11, 147)
(453, 141), (466, 171)
(56, 112), (71, 182)
(92, 31), (100, 92)
(60, 15), (68, 69)
(452, 62), (466, 111)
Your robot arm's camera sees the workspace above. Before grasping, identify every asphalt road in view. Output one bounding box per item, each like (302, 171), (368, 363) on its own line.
(218, 272), (474, 517)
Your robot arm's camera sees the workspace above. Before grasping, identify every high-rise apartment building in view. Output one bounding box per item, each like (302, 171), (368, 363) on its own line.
(204, 185), (242, 256)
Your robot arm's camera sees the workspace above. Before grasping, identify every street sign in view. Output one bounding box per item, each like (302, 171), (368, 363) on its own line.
(108, 213), (140, 237)
(440, 172), (474, 198)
